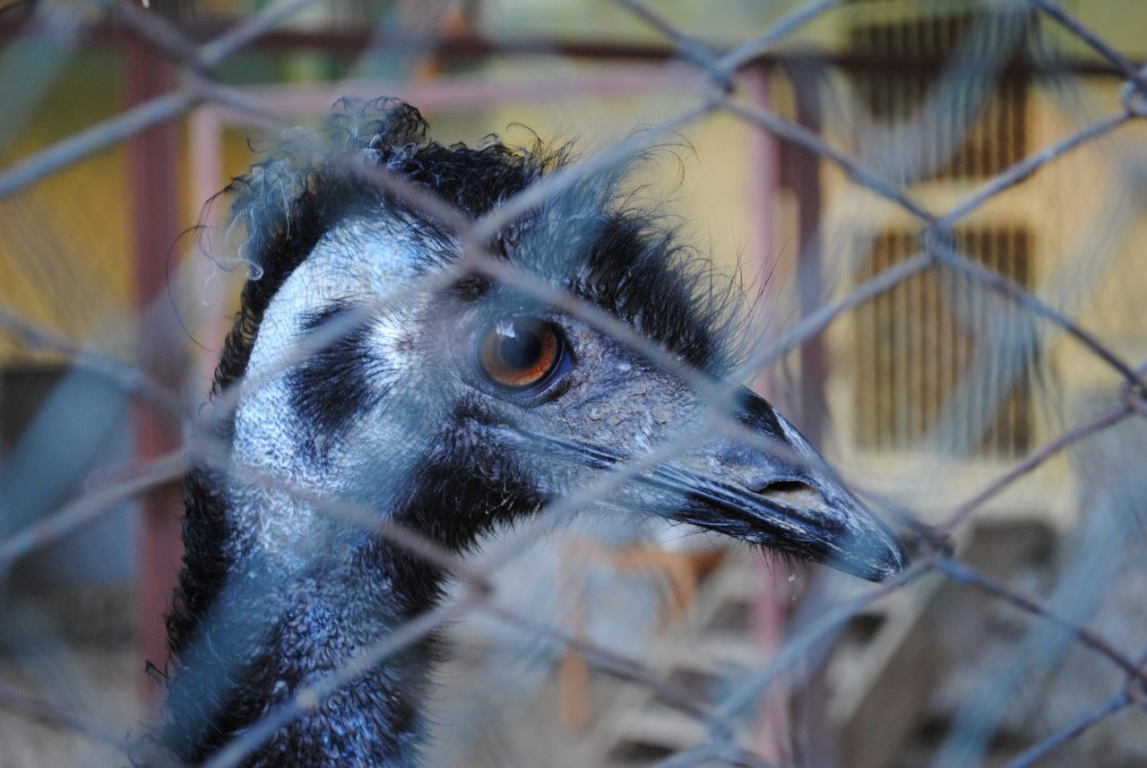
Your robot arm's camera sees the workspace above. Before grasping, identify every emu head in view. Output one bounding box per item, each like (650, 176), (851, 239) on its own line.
(209, 100), (907, 590)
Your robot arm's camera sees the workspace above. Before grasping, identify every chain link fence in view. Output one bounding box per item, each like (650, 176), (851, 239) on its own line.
(0, 0), (1144, 766)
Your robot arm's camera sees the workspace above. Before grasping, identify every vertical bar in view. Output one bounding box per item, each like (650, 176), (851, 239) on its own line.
(124, 37), (185, 705)
(939, 249), (951, 455)
(189, 104), (228, 394)
(791, 65), (826, 446)
(911, 237), (923, 445)
(923, 246), (933, 452)
(856, 237), (870, 450)
(872, 238), (882, 450)
(880, 237), (890, 451)
(878, 236), (889, 450)
(744, 64), (789, 763)
(745, 66), (776, 318)
(894, 231), (907, 449)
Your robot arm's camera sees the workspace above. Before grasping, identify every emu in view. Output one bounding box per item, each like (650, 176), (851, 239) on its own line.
(160, 100), (907, 767)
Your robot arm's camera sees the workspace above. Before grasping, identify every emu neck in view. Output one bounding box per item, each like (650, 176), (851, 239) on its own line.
(165, 468), (445, 768)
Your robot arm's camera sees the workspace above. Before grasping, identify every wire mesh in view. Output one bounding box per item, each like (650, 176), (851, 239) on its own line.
(0, 1), (1145, 767)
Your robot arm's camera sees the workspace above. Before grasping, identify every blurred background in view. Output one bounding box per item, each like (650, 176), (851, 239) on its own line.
(0, 1), (1145, 766)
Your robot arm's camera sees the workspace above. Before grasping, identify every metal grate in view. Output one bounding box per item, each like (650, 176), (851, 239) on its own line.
(854, 228), (1034, 458)
(849, 8), (1030, 181)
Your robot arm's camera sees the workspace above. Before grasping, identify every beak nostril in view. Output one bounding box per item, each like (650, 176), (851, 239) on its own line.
(760, 480), (807, 493)
(756, 480), (831, 513)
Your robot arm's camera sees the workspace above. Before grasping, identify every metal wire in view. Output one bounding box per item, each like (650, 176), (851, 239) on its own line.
(0, 0), (1144, 766)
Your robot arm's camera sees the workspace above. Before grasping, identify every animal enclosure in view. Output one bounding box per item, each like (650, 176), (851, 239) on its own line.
(0, 1), (1145, 767)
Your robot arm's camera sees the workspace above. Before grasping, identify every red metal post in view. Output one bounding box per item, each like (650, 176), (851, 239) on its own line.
(779, 64), (837, 768)
(742, 65), (793, 763)
(124, 36), (185, 704)
(789, 65), (827, 446)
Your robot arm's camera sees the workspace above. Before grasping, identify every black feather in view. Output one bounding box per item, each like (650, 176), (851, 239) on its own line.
(289, 302), (389, 443)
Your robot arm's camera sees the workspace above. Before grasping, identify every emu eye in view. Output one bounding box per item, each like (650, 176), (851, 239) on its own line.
(474, 318), (566, 393)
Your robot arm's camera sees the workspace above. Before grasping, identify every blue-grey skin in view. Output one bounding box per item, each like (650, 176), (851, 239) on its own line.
(158, 100), (907, 767)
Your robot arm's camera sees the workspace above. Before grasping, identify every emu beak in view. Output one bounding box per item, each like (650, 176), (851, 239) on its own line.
(667, 387), (908, 583)
(507, 387), (907, 583)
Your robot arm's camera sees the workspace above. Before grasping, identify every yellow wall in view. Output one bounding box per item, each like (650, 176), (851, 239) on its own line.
(0, 50), (132, 364)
